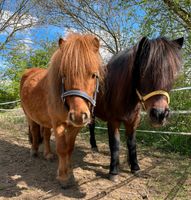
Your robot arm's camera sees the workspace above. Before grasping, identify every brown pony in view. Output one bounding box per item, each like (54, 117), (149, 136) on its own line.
(20, 33), (103, 188)
(89, 36), (184, 181)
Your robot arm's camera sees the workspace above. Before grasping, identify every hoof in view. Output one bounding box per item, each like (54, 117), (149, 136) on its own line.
(109, 174), (119, 182)
(131, 164), (140, 174)
(91, 147), (99, 152)
(30, 149), (38, 157)
(44, 153), (55, 161)
(131, 169), (140, 176)
(57, 174), (76, 189)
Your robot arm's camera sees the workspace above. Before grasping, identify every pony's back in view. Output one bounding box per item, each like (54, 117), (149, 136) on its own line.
(20, 68), (46, 96)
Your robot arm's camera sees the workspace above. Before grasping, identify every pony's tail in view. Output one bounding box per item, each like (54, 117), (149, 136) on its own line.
(28, 125), (43, 144)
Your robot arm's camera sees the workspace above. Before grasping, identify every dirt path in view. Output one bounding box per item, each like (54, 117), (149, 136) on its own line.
(0, 115), (191, 200)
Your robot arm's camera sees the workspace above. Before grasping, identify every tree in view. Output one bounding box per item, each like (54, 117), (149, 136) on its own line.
(35, 1), (190, 53)
(0, 0), (38, 51)
(35, 0), (146, 54)
(163, 0), (191, 29)
(34, 0), (190, 84)
(0, 40), (56, 105)
(138, 0), (191, 85)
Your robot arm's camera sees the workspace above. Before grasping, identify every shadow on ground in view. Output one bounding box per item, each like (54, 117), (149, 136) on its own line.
(0, 138), (109, 199)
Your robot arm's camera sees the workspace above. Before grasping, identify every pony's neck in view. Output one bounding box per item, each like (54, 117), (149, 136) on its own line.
(103, 48), (139, 119)
(47, 49), (63, 106)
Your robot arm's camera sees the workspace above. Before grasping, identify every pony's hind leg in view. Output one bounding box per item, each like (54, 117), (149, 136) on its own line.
(89, 117), (98, 152)
(28, 120), (42, 157)
(42, 127), (54, 160)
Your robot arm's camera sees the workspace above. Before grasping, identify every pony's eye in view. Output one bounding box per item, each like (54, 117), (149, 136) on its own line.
(92, 73), (96, 79)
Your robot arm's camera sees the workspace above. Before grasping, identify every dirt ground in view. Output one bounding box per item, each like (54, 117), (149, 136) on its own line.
(0, 113), (191, 200)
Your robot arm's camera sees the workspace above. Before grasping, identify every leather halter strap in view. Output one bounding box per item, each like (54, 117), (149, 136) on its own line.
(61, 76), (99, 109)
(61, 90), (96, 106)
(136, 89), (170, 110)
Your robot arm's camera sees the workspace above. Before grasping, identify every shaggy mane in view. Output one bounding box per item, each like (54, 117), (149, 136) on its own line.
(105, 37), (182, 118)
(47, 33), (104, 107)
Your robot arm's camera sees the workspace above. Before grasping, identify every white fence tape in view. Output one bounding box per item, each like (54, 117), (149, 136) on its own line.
(0, 86), (190, 106)
(141, 110), (191, 115)
(0, 99), (20, 105)
(95, 127), (191, 136)
(0, 108), (22, 112)
(0, 86), (190, 136)
(171, 110), (191, 114)
(172, 86), (191, 91)
(142, 111), (191, 114)
(0, 115), (25, 119)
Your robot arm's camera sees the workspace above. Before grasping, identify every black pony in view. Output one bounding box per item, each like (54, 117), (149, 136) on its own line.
(89, 36), (184, 181)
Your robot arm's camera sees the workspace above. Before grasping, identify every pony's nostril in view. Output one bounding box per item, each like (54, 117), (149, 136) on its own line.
(82, 112), (88, 123)
(150, 108), (158, 119)
(164, 108), (170, 118)
(150, 108), (169, 123)
(159, 112), (165, 121)
(69, 112), (75, 122)
(68, 111), (89, 125)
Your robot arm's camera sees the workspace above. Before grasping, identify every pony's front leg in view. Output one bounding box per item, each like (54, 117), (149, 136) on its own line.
(42, 127), (54, 160)
(89, 117), (98, 151)
(124, 120), (140, 174)
(54, 124), (79, 188)
(108, 121), (121, 182)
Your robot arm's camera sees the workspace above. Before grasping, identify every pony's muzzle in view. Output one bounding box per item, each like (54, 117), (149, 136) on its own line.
(149, 108), (170, 125)
(68, 111), (90, 127)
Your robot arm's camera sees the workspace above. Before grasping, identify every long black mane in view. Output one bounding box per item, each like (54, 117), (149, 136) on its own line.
(105, 37), (183, 119)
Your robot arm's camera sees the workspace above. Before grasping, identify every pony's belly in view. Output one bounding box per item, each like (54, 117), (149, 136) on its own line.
(22, 100), (52, 128)
(20, 71), (52, 128)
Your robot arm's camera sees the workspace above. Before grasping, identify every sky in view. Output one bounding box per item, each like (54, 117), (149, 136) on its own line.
(0, 0), (185, 74)
(0, 0), (67, 72)
(22, 25), (65, 49)
(0, 0), (150, 73)
(30, 26), (64, 42)
(0, 1), (64, 46)
(0, 24), (65, 72)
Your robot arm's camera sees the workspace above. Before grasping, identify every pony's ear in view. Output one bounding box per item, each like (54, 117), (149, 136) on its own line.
(138, 37), (149, 50)
(58, 38), (65, 49)
(92, 36), (100, 52)
(136, 37), (149, 56)
(84, 34), (100, 52)
(172, 37), (184, 49)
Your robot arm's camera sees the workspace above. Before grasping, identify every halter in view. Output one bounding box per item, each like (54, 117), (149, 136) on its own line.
(61, 76), (99, 113)
(136, 89), (170, 110)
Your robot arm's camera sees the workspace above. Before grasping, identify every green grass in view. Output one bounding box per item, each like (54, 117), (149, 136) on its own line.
(1, 107), (191, 156)
(81, 112), (191, 156)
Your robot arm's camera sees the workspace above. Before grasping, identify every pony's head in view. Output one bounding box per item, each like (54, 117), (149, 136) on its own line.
(135, 36), (184, 127)
(59, 33), (103, 127)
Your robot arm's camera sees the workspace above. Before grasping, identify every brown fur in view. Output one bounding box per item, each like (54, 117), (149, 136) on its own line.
(20, 33), (103, 186)
(91, 36), (183, 179)
(102, 37), (182, 119)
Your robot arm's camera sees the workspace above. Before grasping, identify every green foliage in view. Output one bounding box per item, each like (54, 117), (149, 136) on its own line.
(0, 40), (57, 107)
(0, 87), (17, 109)
(138, 0), (191, 84)
(89, 110), (191, 156)
(137, 108), (191, 155)
(84, 87), (191, 155)
(0, 0), (190, 154)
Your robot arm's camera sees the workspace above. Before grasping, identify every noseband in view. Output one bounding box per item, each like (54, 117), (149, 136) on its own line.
(61, 76), (99, 112)
(136, 90), (170, 110)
